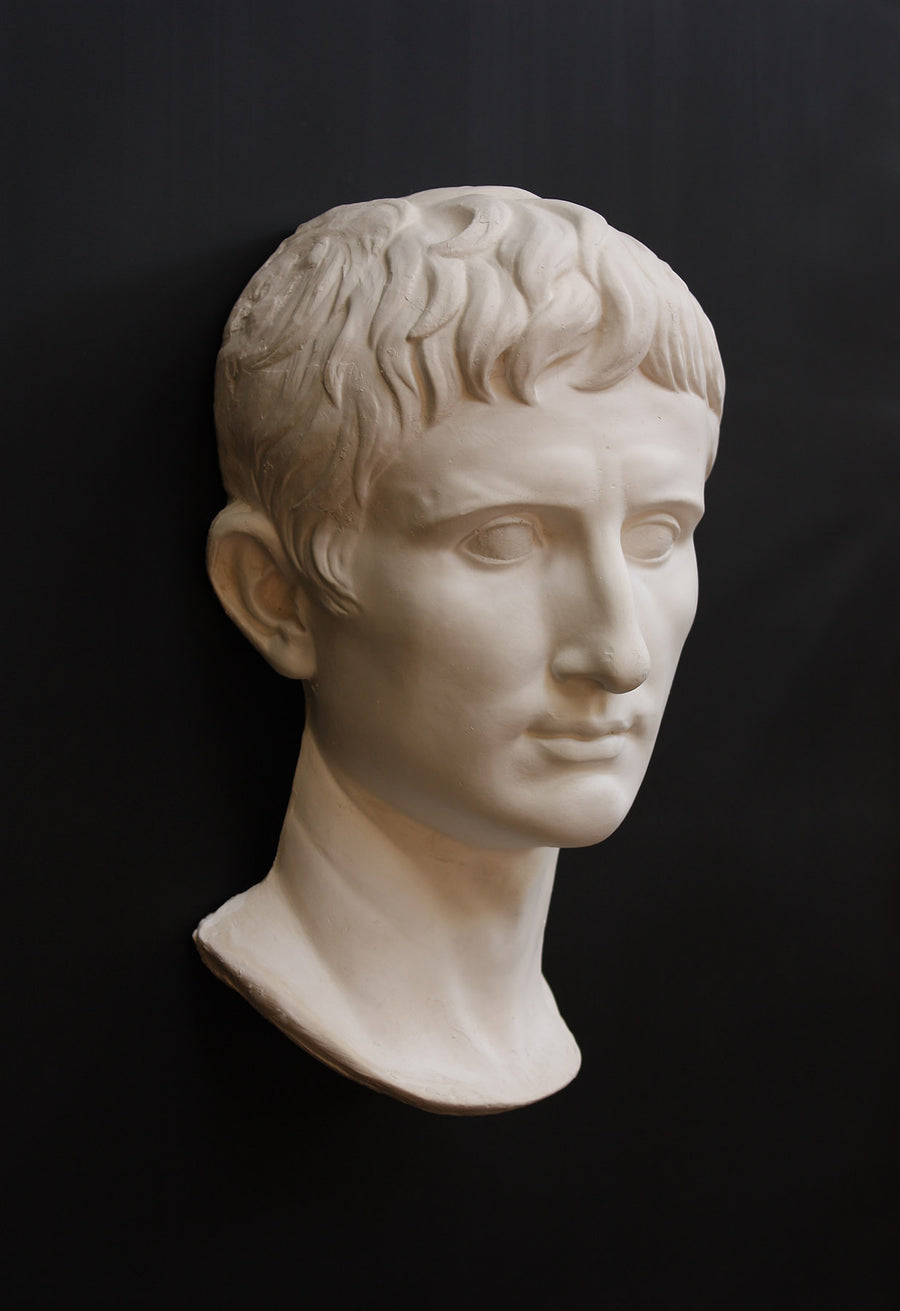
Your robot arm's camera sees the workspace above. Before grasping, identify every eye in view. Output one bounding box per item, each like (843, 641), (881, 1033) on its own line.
(461, 517), (542, 564)
(622, 515), (681, 563)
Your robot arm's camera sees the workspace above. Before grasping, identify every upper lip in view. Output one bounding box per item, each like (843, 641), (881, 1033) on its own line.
(527, 718), (635, 741)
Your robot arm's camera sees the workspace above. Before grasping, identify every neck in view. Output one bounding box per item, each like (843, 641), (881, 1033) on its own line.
(197, 729), (581, 1112)
(278, 727), (558, 1027)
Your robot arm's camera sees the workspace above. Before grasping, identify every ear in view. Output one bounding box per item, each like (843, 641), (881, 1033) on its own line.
(207, 502), (316, 680)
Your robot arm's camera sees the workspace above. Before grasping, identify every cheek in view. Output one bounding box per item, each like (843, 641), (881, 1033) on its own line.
(637, 559), (699, 672)
(362, 561), (548, 684)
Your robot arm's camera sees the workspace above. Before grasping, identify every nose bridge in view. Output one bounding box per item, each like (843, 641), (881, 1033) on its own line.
(551, 532), (650, 692)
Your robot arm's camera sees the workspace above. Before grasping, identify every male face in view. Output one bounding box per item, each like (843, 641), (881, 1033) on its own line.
(304, 367), (718, 851)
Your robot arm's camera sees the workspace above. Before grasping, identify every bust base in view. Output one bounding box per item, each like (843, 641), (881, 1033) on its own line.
(194, 888), (582, 1116)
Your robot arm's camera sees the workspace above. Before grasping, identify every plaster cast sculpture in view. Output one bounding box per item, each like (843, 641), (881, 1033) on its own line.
(195, 186), (724, 1114)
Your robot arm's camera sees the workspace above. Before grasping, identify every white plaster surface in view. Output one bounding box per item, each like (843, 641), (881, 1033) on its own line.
(196, 186), (724, 1113)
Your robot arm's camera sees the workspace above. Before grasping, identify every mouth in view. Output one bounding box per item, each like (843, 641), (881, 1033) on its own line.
(526, 719), (635, 763)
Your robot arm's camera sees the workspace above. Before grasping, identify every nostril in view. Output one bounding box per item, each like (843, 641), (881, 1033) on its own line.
(610, 657), (651, 694)
(551, 642), (650, 692)
(597, 655), (649, 694)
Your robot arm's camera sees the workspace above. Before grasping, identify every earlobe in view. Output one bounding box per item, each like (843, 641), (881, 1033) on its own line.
(207, 502), (316, 680)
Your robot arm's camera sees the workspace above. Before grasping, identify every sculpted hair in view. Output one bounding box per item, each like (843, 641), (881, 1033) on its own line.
(214, 185), (725, 612)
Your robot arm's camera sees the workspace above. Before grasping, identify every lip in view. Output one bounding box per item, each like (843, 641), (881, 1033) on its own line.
(526, 719), (635, 762)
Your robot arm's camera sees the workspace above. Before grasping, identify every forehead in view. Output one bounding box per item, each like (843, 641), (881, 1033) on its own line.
(368, 370), (719, 527)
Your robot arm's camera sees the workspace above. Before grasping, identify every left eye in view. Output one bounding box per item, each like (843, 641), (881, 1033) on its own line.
(462, 518), (542, 563)
(622, 516), (681, 563)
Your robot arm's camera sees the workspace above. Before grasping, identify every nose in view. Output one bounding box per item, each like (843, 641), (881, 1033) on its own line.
(550, 554), (650, 694)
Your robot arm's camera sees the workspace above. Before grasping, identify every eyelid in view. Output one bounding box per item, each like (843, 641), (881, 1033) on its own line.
(460, 514), (544, 564)
(621, 512), (684, 564)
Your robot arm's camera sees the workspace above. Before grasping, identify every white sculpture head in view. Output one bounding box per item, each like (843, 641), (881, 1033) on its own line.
(198, 186), (724, 1112)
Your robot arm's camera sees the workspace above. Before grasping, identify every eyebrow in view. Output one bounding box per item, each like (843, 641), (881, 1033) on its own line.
(404, 492), (706, 538)
(387, 438), (710, 527)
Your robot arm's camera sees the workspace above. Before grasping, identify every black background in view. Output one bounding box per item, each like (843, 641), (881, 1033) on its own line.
(4, 2), (898, 1307)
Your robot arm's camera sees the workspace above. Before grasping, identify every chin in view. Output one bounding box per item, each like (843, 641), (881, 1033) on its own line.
(477, 801), (634, 852)
(557, 820), (627, 849)
(527, 781), (639, 850)
(550, 814), (630, 849)
(397, 774), (644, 852)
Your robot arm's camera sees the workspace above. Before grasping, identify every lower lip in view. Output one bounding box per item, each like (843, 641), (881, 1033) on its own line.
(533, 734), (628, 762)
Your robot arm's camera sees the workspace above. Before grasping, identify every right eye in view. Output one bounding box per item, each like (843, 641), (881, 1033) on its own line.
(461, 518), (542, 564)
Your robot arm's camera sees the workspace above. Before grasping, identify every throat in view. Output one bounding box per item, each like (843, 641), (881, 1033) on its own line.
(195, 729), (580, 1111)
(273, 729), (561, 1044)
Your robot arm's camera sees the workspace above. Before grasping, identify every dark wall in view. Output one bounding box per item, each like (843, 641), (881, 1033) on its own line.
(5, 2), (897, 1306)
